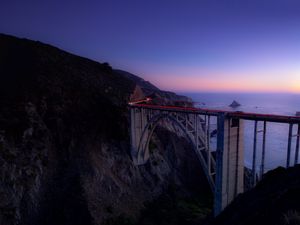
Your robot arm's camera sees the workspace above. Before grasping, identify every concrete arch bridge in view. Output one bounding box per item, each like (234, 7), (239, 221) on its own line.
(129, 103), (300, 215)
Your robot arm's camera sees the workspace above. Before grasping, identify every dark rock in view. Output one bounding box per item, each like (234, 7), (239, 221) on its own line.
(209, 165), (300, 225)
(0, 33), (211, 225)
(229, 100), (241, 108)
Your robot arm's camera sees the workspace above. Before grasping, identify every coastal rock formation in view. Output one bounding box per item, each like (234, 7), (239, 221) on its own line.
(0, 34), (211, 225)
(229, 100), (241, 108)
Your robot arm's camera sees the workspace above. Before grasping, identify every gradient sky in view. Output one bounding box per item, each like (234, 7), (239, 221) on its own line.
(1, 0), (300, 93)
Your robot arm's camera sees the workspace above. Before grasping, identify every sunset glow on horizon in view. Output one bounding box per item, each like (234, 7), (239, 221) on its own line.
(142, 65), (300, 93)
(146, 72), (300, 93)
(1, 0), (300, 93)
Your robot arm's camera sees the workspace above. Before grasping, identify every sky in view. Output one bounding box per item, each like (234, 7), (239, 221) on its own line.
(1, 0), (300, 93)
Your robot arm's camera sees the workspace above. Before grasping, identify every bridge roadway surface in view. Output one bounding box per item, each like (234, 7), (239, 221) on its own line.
(131, 103), (300, 123)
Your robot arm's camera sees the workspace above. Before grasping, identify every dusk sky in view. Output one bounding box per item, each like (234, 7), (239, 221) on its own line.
(1, 0), (300, 93)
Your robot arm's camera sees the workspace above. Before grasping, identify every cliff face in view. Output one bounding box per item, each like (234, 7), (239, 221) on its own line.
(0, 34), (211, 225)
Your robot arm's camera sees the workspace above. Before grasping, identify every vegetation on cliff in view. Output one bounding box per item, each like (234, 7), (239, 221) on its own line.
(0, 34), (212, 225)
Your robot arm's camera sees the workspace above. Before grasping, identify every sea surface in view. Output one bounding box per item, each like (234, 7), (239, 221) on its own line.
(181, 92), (300, 171)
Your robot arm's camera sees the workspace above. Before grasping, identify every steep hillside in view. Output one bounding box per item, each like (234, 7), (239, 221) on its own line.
(115, 70), (193, 106)
(0, 34), (211, 225)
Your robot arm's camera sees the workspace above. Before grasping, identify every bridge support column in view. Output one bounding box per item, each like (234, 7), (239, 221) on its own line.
(130, 107), (149, 165)
(214, 114), (244, 216)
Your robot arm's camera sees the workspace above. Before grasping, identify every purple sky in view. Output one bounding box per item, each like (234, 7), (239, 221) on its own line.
(1, 0), (300, 92)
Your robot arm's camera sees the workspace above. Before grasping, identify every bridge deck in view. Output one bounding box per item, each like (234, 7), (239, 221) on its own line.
(130, 103), (300, 123)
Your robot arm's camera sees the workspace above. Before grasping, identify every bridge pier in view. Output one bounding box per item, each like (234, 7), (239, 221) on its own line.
(130, 107), (143, 164)
(214, 114), (244, 215)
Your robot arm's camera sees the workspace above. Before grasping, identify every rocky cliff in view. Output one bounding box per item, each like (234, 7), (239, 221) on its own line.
(0, 34), (211, 225)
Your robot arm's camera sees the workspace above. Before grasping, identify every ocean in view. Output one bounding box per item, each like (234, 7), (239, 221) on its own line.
(181, 92), (300, 171)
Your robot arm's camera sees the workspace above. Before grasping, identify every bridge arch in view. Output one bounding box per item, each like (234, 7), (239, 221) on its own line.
(135, 111), (215, 189)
